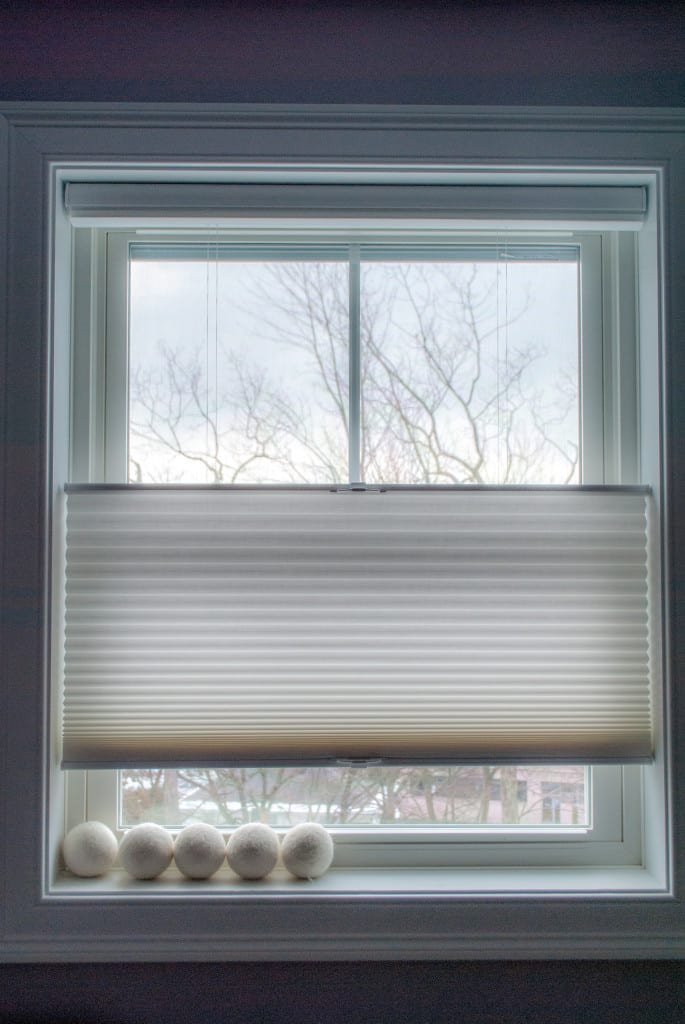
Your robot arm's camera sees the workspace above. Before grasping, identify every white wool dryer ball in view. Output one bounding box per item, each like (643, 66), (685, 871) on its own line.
(281, 822), (334, 879)
(62, 821), (119, 877)
(118, 822), (174, 880)
(226, 822), (280, 880)
(174, 822), (226, 880)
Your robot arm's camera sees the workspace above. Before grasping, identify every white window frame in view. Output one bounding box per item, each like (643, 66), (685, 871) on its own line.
(56, 181), (668, 875)
(0, 103), (681, 961)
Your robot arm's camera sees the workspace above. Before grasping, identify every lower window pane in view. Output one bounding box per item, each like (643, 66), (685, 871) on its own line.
(120, 765), (588, 829)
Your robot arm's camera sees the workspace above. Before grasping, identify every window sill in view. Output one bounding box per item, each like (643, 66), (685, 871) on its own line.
(21, 863), (672, 963)
(49, 862), (668, 899)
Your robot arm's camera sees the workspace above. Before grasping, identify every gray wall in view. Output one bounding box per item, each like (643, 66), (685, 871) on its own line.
(1, 2), (684, 1020)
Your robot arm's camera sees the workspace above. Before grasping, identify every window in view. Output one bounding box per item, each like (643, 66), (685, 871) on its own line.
(62, 205), (650, 872)
(2, 105), (680, 960)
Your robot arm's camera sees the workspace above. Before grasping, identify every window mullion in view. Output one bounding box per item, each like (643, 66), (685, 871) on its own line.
(348, 245), (362, 483)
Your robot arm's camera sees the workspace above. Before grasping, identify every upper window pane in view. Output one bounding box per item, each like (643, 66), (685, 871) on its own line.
(127, 245), (579, 485)
(128, 257), (349, 483)
(360, 257), (579, 484)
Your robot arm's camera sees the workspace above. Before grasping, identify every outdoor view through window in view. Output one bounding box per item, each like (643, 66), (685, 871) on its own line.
(121, 245), (587, 830)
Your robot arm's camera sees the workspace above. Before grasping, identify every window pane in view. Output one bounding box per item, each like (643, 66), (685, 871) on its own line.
(128, 259), (349, 483)
(360, 259), (579, 484)
(129, 251), (580, 486)
(120, 766), (588, 829)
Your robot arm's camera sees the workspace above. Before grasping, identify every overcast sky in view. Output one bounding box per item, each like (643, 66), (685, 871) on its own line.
(129, 256), (578, 484)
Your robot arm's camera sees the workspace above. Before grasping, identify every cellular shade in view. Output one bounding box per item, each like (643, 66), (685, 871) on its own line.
(61, 486), (653, 768)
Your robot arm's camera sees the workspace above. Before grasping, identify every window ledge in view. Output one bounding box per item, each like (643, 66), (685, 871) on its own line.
(49, 863), (668, 899)
(14, 864), (674, 962)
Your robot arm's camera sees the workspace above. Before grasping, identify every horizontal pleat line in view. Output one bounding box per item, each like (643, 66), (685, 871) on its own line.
(63, 670), (650, 686)
(64, 565), (647, 581)
(64, 713), (651, 725)
(64, 709), (652, 722)
(65, 538), (647, 555)
(62, 582), (648, 598)
(64, 570), (648, 584)
(66, 501), (646, 516)
(64, 582), (649, 599)
(64, 603), (649, 617)
(66, 516), (647, 530)
(64, 723), (651, 735)
(66, 546), (647, 560)
(64, 642), (649, 659)
(63, 680), (650, 696)
(62, 643), (647, 659)
(64, 602), (647, 617)
(64, 700), (650, 716)
(61, 660), (649, 675)
(64, 702), (651, 715)
(62, 663), (651, 680)
(64, 598), (648, 612)
(62, 610), (647, 626)
(64, 622), (648, 637)
(64, 610), (649, 625)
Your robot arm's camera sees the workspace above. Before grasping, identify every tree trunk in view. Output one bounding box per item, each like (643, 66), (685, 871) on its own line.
(500, 766), (520, 824)
(478, 767), (495, 823)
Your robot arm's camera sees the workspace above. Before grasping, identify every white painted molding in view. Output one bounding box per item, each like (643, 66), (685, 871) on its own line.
(1, 100), (685, 126)
(4, 933), (685, 963)
(1, 104), (685, 961)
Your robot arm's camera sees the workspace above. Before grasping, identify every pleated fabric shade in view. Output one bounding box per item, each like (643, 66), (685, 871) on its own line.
(60, 486), (653, 767)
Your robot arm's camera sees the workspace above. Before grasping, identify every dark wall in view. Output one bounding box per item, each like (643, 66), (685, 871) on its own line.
(1, 2), (684, 1021)
(0, 0), (684, 107)
(2, 960), (685, 1024)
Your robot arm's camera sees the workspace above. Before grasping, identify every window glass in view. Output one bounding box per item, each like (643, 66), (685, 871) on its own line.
(129, 258), (349, 483)
(120, 765), (588, 830)
(360, 259), (579, 484)
(128, 248), (579, 486)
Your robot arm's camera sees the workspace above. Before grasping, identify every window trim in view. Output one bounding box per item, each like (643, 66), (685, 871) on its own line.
(0, 103), (682, 961)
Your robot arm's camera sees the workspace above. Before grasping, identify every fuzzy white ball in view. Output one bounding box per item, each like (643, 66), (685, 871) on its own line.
(119, 822), (174, 880)
(226, 822), (280, 880)
(62, 821), (119, 877)
(281, 822), (334, 879)
(174, 822), (226, 880)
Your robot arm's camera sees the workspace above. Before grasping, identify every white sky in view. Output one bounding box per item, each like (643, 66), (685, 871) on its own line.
(128, 257), (579, 484)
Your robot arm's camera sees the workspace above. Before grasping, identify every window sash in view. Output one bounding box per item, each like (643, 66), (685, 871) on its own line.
(123, 237), (586, 488)
(65, 230), (607, 486)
